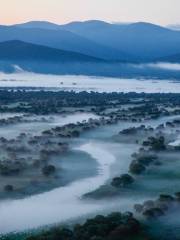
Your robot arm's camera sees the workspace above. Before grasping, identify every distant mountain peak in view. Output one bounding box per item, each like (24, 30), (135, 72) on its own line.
(128, 21), (170, 32)
(12, 20), (170, 32)
(62, 20), (110, 28)
(13, 21), (61, 30)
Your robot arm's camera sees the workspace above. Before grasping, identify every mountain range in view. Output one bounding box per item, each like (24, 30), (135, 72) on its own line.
(0, 23), (129, 61)
(11, 20), (180, 61)
(0, 20), (180, 78)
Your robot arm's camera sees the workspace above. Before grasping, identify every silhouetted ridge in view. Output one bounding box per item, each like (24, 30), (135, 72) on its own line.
(0, 40), (102, 62)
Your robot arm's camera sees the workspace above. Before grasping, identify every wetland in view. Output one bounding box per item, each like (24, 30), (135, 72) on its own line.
(0, 88), (180, 239)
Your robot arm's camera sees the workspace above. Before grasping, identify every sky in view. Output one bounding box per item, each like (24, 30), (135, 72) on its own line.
(0, 0), (180, 26)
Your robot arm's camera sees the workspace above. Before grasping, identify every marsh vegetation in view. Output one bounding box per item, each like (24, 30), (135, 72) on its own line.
(1, 90), (180, 239)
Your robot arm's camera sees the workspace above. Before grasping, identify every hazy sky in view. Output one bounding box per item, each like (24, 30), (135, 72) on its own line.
(1, 0), (180, 26)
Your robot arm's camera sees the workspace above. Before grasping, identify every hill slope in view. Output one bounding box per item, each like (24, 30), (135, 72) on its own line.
(14, 20), (180, 61)
(156, 53), (180, 63)
(60, 20), (180, 60)
(0, 40), (179, 80)
(0, 25), (130, 61)
(0, 40), (102, 62)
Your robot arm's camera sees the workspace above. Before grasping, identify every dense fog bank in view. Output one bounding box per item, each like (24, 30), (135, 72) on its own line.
(0, 61), (180, 79)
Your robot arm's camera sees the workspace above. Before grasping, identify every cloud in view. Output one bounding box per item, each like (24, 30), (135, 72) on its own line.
(148, 62), (180, 71)
(133, 62), (180, 71)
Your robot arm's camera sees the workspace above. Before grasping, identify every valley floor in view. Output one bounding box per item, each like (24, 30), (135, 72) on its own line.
(0, 89), (180, 239)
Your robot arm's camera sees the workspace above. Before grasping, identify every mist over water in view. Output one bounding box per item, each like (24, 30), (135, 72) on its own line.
(0, 113), (98, 139)
(0, 114), (178, 234)
(0, 142), (116, 233)
(0, 73), (180, 237)
(0, 71), (180, 93)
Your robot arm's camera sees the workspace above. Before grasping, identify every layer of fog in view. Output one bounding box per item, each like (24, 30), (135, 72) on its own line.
(1, 59), (180, 79)
(0, 71), (180, 93)
(1, 114), (179, 234)
(149, 208), (180, 239)
(0, 113), (24, 120)
(0, 139), (149, 234)
(145, 62), (180, 71)
(0, 142), (117, 233)
(0, 113), (98, 139)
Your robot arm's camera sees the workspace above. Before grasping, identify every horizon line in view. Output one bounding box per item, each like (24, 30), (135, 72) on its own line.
(1, 19), (178, 28)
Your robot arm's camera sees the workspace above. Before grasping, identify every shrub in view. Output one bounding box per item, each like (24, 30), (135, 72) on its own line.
(111, 174), (134, 188)
(42, 165), (56, 176)
(4, 185), (14, 192)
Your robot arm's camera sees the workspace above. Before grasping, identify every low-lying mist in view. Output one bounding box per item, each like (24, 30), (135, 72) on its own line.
(0, 70), (180, 93)
(0, 60), (180, 80)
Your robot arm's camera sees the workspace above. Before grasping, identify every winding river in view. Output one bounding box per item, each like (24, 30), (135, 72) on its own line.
(0, 142), (116, 234)
(1, 113), (180, 234)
